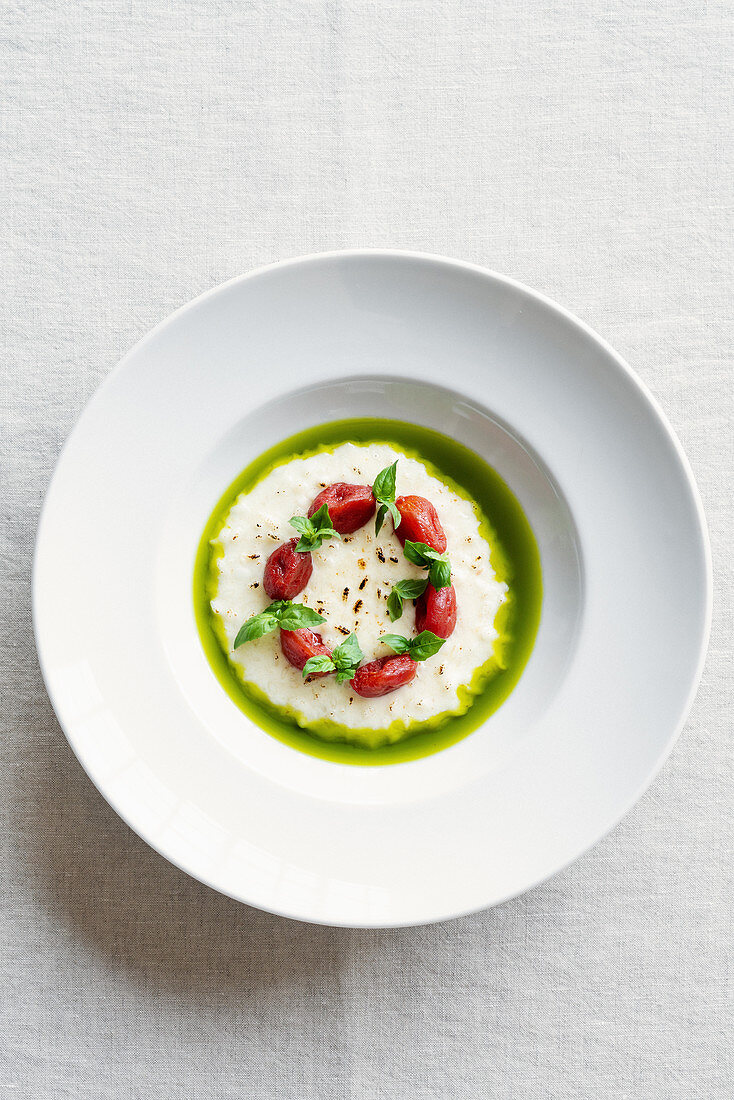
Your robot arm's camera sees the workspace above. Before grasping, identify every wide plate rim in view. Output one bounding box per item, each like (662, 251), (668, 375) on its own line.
(32, 249), (713, 926)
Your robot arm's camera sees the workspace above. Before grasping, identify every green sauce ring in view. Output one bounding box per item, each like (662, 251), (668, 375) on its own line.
(194, 419), (542, 766)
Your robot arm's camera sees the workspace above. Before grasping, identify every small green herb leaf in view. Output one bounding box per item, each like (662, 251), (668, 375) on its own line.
(331, 632), (364, 684)
(372, 461), (400, 534)
(396, 577), (430, 599)
(387, 577), (428, 621)
(289, 503), (341, 551)
(234, 600), (326, 647)
(379, 630), (446, 662)
(278, 604), (328, 631)
(408, 630), (446, 662)
(402, 539), (438, 565)
(265, 600), (290, 615)
(302, 654), (336, 679)
(372, 460), (398, 504)
(233, 611), (280, 646)
(402, 539), (451, 589)
(333, 632), (363, 667)
(386, 589), (403, 622)
(378, 633), (413, 655)
(289, 516), (311, 536)
(428, 558), (451, 590)
(302, 633), (364, 683)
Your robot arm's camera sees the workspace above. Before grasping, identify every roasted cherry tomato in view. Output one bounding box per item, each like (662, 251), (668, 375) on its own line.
(308, 483), (376, 534)
(394, 495), (447, 553)
(415, 583), (457, 638)
(280, 628), (333, 678)
(351, 654), (417, 698)
(263, 538), (313, 600)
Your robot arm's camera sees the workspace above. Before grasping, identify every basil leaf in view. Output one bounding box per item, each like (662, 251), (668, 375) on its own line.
(395, 578), (428, 599)
(265, 600), (290, 615)
(302, 654), (336, 679)
(278, 604), (328, 631)
(289, 515), (311, 536)
(234, 600), (326, 646)
(402, 539), (431, 567)
(290, 503), (341, 551)
(332, 632), (363, 669)
(379, 633), (413, 655)
(233, 611), (280, 647)
(372, 460), (398, 505)
(386, 588), (404, 622)
(403, 539), (443, 564)
(408, 630), (446, 662)
(373, 461), (401, 533)
(428, 559), (452, 590)
(308, 503), (334, 531)
(328, 632), (364, 683)
(380, 629), (445, 661)
(386, 577), (428, 622)
(302, 634), (363, 683)
(402, 540), (451, 587)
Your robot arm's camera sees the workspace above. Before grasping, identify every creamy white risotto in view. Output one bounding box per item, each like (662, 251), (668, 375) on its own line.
(210, 444), (507, 731)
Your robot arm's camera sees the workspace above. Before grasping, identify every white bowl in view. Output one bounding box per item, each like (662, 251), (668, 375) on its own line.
(33, 251), (711, 926)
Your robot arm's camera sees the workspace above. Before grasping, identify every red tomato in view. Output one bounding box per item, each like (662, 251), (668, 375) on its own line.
(263, 538), (313, 600)
(351, 655), (417, 698)
(394, 495), (447, 553)
(308, 483), (376, 534)
(415, 583), (457, 638)
(280, 628), (333, 678)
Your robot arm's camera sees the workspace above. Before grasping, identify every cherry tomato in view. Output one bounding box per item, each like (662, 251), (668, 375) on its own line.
(394, 495), (447, 553)
(308, 483), (376, 534)
(263, 538), (313, 600)
(351, 654), (417, 697)
(415, 583), (457, 638)
(280, 628), (333, 678)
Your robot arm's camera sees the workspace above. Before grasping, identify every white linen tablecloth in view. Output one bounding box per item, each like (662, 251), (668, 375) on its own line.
(2, 1), (732, 1096)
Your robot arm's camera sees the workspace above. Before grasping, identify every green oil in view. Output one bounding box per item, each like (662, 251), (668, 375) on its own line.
(194, 418), (542, 765)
